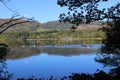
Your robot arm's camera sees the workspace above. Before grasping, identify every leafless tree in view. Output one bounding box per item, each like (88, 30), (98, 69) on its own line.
(0, 13), (34, 34)
(0, 0), (34, 34)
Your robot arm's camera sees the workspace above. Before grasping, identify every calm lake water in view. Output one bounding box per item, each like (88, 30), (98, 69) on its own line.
(0, 40), (116, 79)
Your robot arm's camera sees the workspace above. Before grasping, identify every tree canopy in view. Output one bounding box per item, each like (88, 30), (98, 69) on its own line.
(57, 0), (120, 25)
(57, 0), (120, 53)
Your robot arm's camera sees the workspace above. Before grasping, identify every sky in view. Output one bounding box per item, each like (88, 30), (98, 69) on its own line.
(0, 0), (120, 23)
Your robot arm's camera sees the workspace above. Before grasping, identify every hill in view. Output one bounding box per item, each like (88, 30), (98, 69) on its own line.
(43, 20), (103, 29)
(0, 18), (104, 32)
(0, 18), (44, 32)
(43, 21), (74, 29)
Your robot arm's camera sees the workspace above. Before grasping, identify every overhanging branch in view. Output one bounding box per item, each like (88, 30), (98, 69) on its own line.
(0, 14), (34, 34)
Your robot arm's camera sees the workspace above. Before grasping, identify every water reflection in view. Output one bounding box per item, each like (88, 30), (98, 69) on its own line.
(93, 20), (120, 79)
(28, 44), (100, 56)
(95, 53), (120, 67)
(6, 43), (101, 59)
(1, 39), (120, 80)
(0, 43), (13, 80)
(5, 43), (111, 80)
(93, 46), (120, 80)
(7, 53), (110, 79)
(94, 43), (120, 80)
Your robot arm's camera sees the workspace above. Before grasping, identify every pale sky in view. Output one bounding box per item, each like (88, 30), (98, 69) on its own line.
(0, 0), (119, 23)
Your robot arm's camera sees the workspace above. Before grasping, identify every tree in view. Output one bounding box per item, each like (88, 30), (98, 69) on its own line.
(0, 0), (16, 12)
(0, 0), (34, 34)
(100, 20), (120, 53)
(0, 13), (34, 34)
(57, 0), (120, 53)
(57, 0), (120, 24)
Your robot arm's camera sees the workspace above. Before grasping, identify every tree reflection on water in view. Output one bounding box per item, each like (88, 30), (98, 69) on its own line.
(94, 52), (120, 80)
(93, 20), (120, 80)
(1, 41), (120, 80)
(95, 53), (120, 67)
(62, 44), (120, 79)
(95, 20), (120, 66)
(0, 43), (13, 80)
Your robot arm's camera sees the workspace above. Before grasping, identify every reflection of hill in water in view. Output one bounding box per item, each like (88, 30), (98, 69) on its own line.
(39, 47), (95, 56)
(7, 44), (98, 59)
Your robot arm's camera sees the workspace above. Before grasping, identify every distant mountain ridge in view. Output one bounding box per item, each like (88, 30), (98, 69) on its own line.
(43, 20), (103, 29)
(43, 21), (74, 29)
(0, 18), (104, 32)
(0, 18), (43, 32)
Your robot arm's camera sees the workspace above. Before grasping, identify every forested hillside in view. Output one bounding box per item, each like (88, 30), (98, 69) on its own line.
(0, 18), (43, 32)
(0, 18), (104, 32)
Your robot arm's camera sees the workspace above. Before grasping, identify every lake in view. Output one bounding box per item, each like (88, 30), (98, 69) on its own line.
(0, 40), (116, 79)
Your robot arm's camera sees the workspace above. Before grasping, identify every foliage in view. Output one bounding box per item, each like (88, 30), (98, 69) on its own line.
(57, 0), (120, 54)
(0, 43), (13, 80)
(0, 43), (9, 58)
(0, 28), (104, 40)
(10, 66), (120, 80)
(100, 20), (120, 54)
(95, 53), (120, 67)
(57, 0), (120, 24)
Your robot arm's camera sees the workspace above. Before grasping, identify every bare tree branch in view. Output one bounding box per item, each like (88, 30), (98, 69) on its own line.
(0, 0), (17, 12)
(0, 1), (35, 34)
(0, 13), (34, 34)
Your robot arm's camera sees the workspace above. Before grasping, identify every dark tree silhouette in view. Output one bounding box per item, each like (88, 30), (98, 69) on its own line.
(57, 0), (120, 53)
(57, 0), (120, 24)
(0, 0), (34, 34)
(0, 13), (34, 34)
(0, 43), (13, 80)
(95, 53), (120, 67)
(100, 20), (120, 54)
